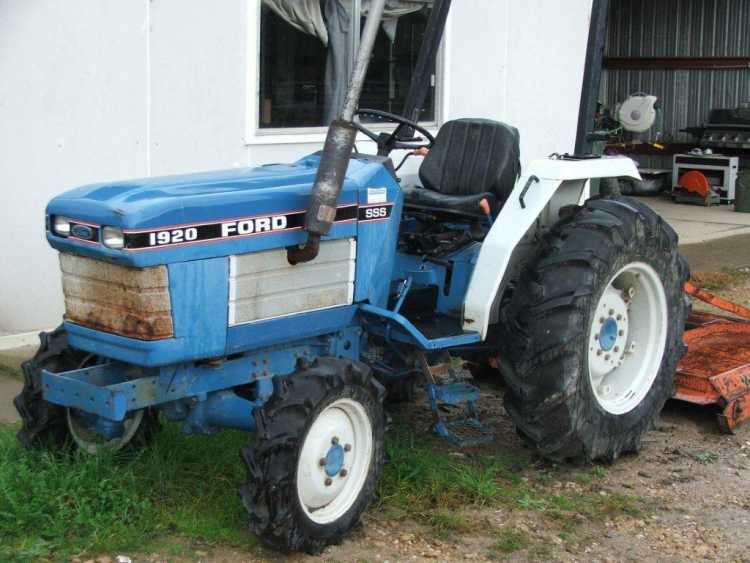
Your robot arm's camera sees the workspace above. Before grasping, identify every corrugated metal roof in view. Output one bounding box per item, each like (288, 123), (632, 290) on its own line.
(601, 0), (750, 144)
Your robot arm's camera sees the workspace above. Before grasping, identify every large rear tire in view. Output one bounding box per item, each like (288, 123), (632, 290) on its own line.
(499, 196), (689, 463)
(240, 358), (385, 554)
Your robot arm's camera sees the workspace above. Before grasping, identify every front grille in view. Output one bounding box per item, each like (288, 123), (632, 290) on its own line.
(60, 253), (174, 340)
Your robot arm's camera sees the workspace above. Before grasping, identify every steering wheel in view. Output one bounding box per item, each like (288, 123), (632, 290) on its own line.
(352, 108), (435, 156)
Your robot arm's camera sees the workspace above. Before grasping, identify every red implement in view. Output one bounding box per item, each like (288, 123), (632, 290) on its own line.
(679, 170), (712, 199)
(675, 283), (750, 432)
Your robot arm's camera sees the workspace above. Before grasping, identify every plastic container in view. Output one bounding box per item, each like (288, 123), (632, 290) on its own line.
(735, 171), (750, 213)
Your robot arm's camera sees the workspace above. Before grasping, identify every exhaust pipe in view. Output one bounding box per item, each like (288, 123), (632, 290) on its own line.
(288, 0), (387, 265)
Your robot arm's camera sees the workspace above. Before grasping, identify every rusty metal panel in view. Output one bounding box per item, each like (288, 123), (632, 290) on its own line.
(719, 393), (750, 432)
(59, 253), (173, 340)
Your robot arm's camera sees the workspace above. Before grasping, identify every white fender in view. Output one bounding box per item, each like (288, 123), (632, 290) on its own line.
(462, 156), (641, 338)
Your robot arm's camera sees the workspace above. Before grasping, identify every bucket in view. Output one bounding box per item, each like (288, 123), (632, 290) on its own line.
(736, 171), (750, 213)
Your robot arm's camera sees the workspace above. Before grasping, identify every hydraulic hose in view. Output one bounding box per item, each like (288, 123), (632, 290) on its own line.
(288, 0), (387, 265)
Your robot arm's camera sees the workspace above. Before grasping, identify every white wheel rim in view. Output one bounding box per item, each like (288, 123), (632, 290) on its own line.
(296, 397), (373, 525)
(66, 354), (145, 455)
(67, 408), (144, 455)
(587, 262), (668, 415)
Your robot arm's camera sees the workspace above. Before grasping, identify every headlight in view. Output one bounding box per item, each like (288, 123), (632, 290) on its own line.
(53, 215), (71, 237)
(102, 226), (125, 249)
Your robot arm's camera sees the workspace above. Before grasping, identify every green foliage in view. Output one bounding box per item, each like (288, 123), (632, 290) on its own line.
(0, 423), (256, 560)
(377, 425), (532, 515)
(377, 424), (649, 538)
(489, 528), (530, 557)
(0, 419), (650, 560)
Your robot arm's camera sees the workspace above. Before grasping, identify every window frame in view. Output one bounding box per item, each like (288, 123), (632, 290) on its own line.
(245, 0), (445, 144)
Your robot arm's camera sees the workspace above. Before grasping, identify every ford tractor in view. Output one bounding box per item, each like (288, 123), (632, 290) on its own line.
(14, 0), (688, 554)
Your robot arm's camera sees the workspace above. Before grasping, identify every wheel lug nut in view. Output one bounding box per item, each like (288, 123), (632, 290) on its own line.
(325, 478), (333, 486)
(619, 330), (624, 336)
(599, 317), (605, 324)
(340, 469), (348, 477)
(616, 314), (622, 321)
(344, 444), (352, 452)
(597, 350), (602, 356)
(608, 309), (615, 316)
(605, 354), (610, 361)
(319, 458), (327, 467)
(614, 346), (620, 353)
(331, 437), (339, 445)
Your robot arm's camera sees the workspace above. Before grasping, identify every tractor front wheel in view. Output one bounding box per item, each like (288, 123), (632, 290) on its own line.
(14, 326), (158, 453)
(499, 196), (689, 463)
(240, 358), (385, 554)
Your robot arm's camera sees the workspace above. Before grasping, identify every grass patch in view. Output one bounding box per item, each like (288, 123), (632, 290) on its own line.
(488, 528), (531, 558)
(0, 422), (256, 561)
(428, 509), (473, 539)
(377, 425), (531, 515)
(378, 425), (650, 538)
(0, 419), (651, 560)
(691, 267), (750, 291)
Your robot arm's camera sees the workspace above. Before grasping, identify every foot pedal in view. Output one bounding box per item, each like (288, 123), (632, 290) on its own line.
(418, 352), (495, 448)
(435, 417), (495, 448)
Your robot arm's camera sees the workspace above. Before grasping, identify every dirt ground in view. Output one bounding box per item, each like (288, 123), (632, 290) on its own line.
(4, 236), (750, 562)
(118, 391), (750, 563)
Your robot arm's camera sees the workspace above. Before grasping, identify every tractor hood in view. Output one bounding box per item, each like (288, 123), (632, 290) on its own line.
(47, 154), (396, 267)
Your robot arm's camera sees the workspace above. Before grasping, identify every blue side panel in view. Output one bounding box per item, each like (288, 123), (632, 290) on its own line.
(168, 258), (228, 356)
(66, 323), (187, 367)
(66, 257), (230, 366)
(391, 243), (481, 315)
(354, 168), (403, 307)
(226, 305), (359, 354)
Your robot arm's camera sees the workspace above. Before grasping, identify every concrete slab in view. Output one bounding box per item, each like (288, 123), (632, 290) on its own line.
(0, 347), (27, 425)
(638, 196), (750, 245)
(0, 345), (35, 379)
(0, 375), (21, 424)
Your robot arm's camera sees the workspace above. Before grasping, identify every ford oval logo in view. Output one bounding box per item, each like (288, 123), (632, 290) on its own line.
(71, 224), (94, 240)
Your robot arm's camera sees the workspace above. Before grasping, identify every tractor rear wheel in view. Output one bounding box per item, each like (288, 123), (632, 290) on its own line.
(499, 196), (689, 463)
(240, 358), (385, 554)
(14, 326), (158, 453)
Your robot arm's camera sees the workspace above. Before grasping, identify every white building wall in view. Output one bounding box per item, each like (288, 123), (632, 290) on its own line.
(0, 0), (593, 335)
(0, 1), (149, 334)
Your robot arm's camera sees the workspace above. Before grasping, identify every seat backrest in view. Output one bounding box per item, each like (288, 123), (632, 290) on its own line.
(419, 119), (521, 203)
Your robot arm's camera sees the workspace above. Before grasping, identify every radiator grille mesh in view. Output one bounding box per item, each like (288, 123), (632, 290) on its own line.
(60, 253), (173, 340)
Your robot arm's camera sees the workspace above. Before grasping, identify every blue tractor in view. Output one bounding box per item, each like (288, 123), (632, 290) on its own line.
(15, 0), (688, 553)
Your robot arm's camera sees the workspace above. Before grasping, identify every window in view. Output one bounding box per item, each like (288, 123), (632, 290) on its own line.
(258, 1), (439, 130)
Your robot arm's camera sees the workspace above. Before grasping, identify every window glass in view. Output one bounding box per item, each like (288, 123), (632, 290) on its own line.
(259, 6), (328, 128)
(360, 9), (435, 122)
(258, 2), (437, 129)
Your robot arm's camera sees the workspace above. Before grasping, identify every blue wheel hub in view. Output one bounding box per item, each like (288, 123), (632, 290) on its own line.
(598, 318), (619, 352)
(324, 443), (345, 477)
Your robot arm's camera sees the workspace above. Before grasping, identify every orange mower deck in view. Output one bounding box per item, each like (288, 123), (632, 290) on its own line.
(674, 282), (750, 432)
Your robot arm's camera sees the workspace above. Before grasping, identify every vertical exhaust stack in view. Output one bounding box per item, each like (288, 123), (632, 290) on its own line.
(288, 0), (387, 265)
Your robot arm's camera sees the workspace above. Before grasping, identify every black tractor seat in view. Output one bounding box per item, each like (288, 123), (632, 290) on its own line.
(403, 118), (521, 216)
